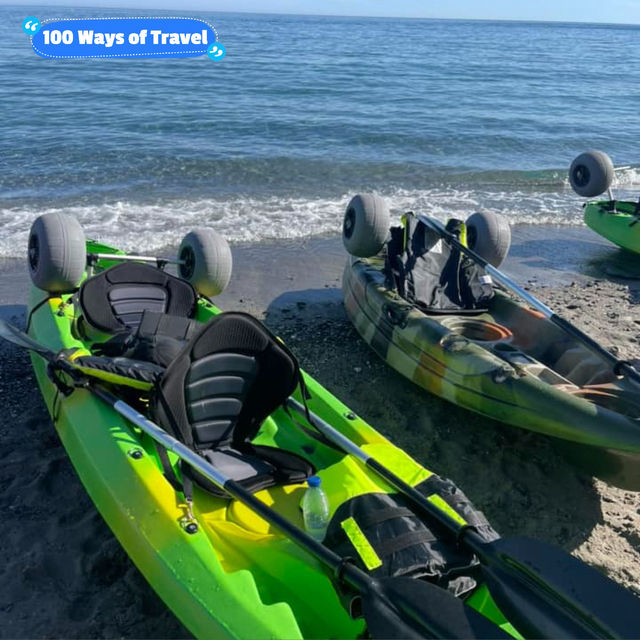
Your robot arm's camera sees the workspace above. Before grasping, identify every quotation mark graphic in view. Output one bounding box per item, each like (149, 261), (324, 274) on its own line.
(22, 17), (41, 35)
(207, 43), (226, 60)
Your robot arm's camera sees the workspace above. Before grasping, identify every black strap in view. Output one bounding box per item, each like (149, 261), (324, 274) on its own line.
(153, 442), (194, 506)
(156, 383), (194, 448)
(153, 383), (194, 504)
(374, 529), (436, 558)
(154, 442), (183, 492)
(46, 362), (75, 396)
(283, 373), (345, 454)
(25, 295), (53, 334)
(355, 506), (415, 530)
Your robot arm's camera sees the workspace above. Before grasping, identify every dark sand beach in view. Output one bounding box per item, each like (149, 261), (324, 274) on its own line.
(0, 225), (639, 638)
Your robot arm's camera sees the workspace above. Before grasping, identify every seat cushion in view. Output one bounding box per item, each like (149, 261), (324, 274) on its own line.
(79, 262), (197, 334)
(183, 443), (314, 498)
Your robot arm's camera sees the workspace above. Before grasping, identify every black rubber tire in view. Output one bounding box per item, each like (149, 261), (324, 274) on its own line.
(342, 194), (390, 258)
(28, 212), (86, 293)
(466, 211), (511, 268)
(178, 229), (232, 297)
(569, 150), (614, 198)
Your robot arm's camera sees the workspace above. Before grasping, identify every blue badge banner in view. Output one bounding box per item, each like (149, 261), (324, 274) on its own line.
(31, 17), (217, 59)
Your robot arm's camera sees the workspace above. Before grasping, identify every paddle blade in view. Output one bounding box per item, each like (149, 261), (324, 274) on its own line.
(483, 537), (640, 639)
(361, 577), (510, 639)
(0, 319), (54, 359)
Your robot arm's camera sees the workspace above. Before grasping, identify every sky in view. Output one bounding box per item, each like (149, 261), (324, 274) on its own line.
(4, 0), (640, 24)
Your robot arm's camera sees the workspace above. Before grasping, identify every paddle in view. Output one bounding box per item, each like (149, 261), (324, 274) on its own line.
(0, 319), (59, 358)
(0, 320), (508, 640)
(285, 397), (640, 640)
(417, 214), (640, 386)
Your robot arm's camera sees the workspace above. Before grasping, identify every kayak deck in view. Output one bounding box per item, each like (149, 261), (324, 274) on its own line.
(27, 248), (517, 638)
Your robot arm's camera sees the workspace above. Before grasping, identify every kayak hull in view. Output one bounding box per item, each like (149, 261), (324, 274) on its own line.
(343, 256), (640, 489)
(584, 200), (640, 255)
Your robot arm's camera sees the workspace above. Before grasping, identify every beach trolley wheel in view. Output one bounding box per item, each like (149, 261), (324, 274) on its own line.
(466, 211), (511, 267)
(178, 229), (232, 297)
(569, 150), (614, 198)
(342, 194), (390, 258)
(28, 212), (86, 293)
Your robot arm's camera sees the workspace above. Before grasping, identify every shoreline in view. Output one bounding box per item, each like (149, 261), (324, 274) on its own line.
(0, 224), (639, 637)
(2, 224), (638, 317)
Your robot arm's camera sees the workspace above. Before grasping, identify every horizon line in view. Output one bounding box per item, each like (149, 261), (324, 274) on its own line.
(2, 3), (640, 27)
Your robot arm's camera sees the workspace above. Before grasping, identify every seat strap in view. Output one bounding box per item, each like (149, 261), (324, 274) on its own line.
(283, 372), (345, 454)
(153, 441), (195, 515)
(153, 385), (196, 512)
(374, 529), (437, 559)
(154, 441), (182, 492)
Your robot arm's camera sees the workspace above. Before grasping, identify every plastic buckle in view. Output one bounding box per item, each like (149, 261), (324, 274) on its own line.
(179, 498), (199, 534)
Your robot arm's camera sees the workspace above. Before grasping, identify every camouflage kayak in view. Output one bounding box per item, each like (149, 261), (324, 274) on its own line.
(342, 254), (640, 489)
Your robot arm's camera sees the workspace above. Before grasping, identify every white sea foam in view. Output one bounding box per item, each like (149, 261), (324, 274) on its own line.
(1, 184), (637, 258)
(613, 166), (640, 187)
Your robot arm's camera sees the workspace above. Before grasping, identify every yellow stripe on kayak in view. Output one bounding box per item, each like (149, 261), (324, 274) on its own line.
(340, 516), (382, 571)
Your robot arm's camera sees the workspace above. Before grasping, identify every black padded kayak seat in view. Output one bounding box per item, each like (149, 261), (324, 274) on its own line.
(79, 262), (198, 334)
(153, 312), (314, 498)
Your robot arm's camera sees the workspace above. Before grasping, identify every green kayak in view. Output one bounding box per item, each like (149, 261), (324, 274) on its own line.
(13, 212), (639, 639)
(584, 200), (640, 255)
(22, 230), (516, 638)
(568, 150), (640, 255)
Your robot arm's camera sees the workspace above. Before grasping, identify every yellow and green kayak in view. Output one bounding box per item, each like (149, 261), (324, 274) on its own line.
(25, 238), (524, 639)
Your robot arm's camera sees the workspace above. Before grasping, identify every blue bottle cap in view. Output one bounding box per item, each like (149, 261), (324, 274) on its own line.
(308, 475), (321, 488)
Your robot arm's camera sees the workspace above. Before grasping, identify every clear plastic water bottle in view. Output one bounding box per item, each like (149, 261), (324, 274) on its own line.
(302, 476), (330, 541)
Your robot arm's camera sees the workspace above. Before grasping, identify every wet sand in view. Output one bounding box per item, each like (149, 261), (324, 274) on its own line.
(0, 225), (639, 637)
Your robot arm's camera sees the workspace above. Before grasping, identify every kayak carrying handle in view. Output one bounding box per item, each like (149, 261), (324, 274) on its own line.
(417, 215), (640, 386)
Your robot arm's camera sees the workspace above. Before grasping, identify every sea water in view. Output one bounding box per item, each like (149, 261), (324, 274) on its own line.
(2, 7), (640, 256)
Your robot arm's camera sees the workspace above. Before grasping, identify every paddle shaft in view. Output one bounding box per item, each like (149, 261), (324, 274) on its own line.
(417, 215), (640, 385)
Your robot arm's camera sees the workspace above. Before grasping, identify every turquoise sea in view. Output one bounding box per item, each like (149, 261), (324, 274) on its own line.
(1, 6), (640, 255)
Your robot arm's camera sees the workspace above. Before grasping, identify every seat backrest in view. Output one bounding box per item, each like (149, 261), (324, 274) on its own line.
(386, 215), (494, 313)
(79, 262), (197, 334)
(154, 312), (300, 451)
